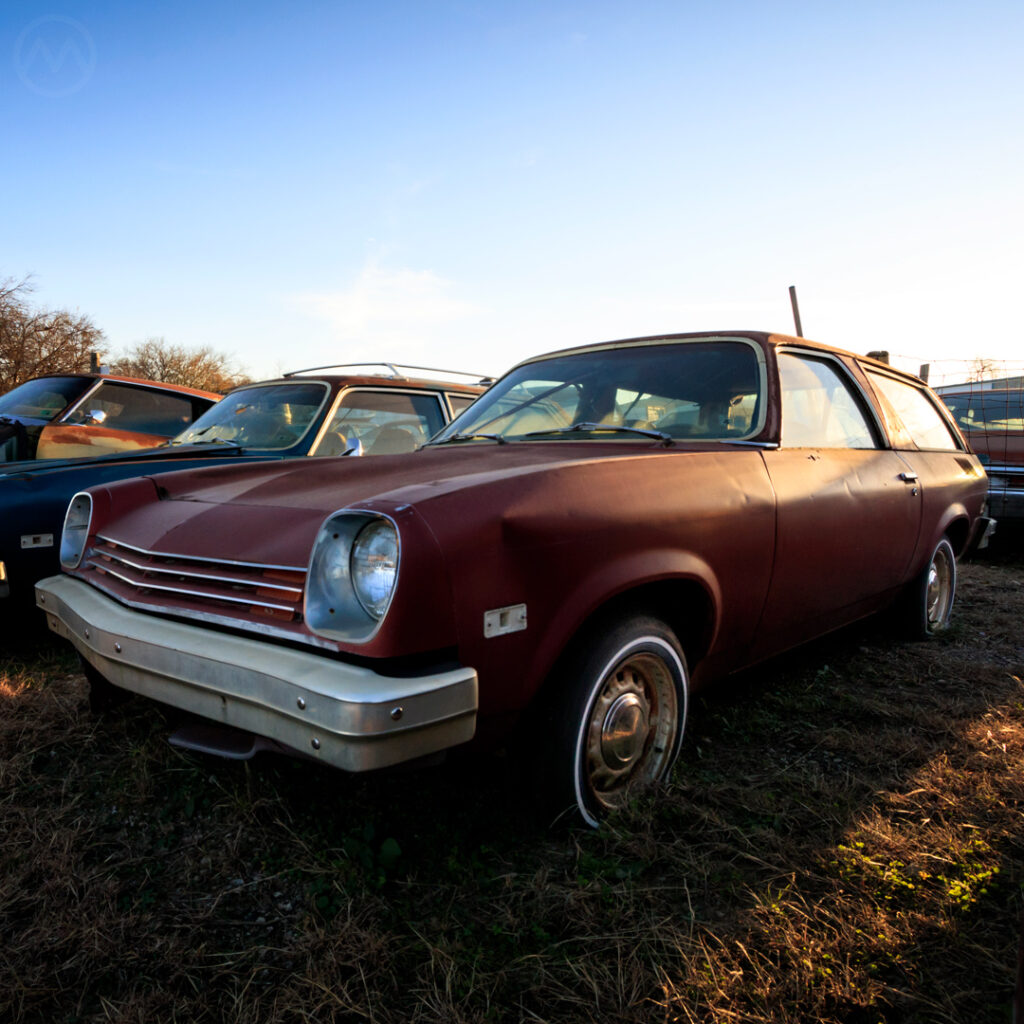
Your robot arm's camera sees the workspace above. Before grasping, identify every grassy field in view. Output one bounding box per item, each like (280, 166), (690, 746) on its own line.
(2, 546), (1022, 1023)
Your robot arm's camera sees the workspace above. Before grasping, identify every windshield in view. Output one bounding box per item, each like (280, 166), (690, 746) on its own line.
(0, 376), (92, 421)
(171, 382), (329, 449)
(430, 341), (763, 443)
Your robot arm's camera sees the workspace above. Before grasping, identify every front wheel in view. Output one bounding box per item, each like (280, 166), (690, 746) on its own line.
(541, 615), (688, 827)
(899, 536), (957, 639)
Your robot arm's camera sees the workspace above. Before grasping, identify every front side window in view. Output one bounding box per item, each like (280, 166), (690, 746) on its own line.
(779, 354), (878, 449)
(0, 376), (92, 420)
(431, 341), (763, 443)
(867, 372), (960, 451)
(172, 382), (327, 449)
(64, 382), (200, 436)
(312, 390), (446, 456)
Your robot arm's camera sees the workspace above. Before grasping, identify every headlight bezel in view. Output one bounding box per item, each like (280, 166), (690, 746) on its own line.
(60, 491), (94, 569)
(304, 510), (400, 643)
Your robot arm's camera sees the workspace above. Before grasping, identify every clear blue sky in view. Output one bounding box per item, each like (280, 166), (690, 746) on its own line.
(2, 0), (1021, 383)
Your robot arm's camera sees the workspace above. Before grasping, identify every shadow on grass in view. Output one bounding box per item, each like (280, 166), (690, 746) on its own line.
(978, 520), (1024, 561)
(1, 556), (1022, 1022)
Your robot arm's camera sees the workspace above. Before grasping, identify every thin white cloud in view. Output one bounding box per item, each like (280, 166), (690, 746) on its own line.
(292, 263), (480, 341)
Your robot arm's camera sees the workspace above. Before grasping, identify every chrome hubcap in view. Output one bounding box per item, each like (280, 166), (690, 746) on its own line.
(926, 546), (953, 629)
(584, 650), (679, 812)
(601, 693), (649, 769)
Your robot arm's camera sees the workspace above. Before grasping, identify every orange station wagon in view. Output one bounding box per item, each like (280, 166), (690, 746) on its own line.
(0, 373), (220, 462)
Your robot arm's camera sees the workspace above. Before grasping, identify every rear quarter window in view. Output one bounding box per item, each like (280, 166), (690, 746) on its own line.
(866, 371), (961, 451)
(447, 393), (477, 417)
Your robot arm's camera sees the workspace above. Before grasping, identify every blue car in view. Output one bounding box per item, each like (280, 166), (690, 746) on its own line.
(0, 365), (486, 608)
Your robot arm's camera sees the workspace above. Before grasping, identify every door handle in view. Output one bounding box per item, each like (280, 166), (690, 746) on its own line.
(899, 471), (918, 483)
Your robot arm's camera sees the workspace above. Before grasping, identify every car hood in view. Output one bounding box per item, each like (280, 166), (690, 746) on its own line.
(96, 442), (709, 564)
(148, 442), (689, 508)
(0, 413), (48, 428)
(0, 441), (251, 479)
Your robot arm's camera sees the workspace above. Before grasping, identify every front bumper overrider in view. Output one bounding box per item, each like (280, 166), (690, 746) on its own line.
(35, 574), (478, 772)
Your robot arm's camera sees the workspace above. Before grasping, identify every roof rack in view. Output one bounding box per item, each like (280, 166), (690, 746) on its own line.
(283, 362), (495, 385)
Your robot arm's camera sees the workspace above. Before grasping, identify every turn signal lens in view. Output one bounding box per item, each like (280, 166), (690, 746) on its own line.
(60, 492), (93, 569)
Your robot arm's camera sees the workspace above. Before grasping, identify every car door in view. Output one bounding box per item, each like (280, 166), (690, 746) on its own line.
(750, 350), (922, 660)
(308, 388), (449, 456)
(863, 368), (989, 558)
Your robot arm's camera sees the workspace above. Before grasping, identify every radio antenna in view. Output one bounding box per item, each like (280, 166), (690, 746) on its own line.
(788, 285), (804, 337)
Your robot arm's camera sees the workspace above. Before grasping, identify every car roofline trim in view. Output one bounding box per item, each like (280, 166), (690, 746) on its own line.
(502, 333), (767, 375)
(283, 362), (495, 384)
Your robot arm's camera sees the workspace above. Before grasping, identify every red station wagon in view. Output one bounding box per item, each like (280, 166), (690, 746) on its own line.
(37, 332), (993, 826)
(939, 384), (1024, 521)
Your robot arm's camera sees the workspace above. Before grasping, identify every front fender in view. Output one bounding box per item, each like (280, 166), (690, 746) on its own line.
(519, 547), (722, 703)
(0, 477), (80, 603)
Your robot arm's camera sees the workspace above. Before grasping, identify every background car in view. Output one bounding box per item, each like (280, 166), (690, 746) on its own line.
(0, 373), (221, 462)
(938, 383), (1024, 521)
(0, 364), (488, 607)
(36, 332), (991, 826)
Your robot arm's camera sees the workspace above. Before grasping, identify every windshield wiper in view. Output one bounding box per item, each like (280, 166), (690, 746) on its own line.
(168, 436), (240, 448)
(428, 432), (508, 446)
(522, 422), (675, 445)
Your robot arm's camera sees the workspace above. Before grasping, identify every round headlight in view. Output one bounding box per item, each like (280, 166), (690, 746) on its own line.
(60, 492), (93, 569)
(350, 519), (399, 619)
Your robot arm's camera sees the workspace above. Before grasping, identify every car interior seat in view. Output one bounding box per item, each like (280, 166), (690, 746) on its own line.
(315, 431), (357, 456)
(367, 426), (417, 455)
(242, 412), (294, 447)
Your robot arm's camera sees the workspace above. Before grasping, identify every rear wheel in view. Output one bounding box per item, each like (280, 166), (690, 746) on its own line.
(899, 536), (957, 639)
(540, 615), (688, 827)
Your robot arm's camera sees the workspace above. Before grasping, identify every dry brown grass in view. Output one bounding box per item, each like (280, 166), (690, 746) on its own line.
(1, 546), (1022, 1023)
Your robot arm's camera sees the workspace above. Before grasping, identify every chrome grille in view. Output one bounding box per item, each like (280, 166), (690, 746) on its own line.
(84, 536), (306, 623)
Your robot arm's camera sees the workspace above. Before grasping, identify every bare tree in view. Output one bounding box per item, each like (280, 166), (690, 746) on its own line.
(110, 338), (249, 394)
(966, 357), (998, 383)
(0, 276), (104, 393)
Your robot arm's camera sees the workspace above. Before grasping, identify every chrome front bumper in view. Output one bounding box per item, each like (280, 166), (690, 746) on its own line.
(36, 574), (478, 772)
